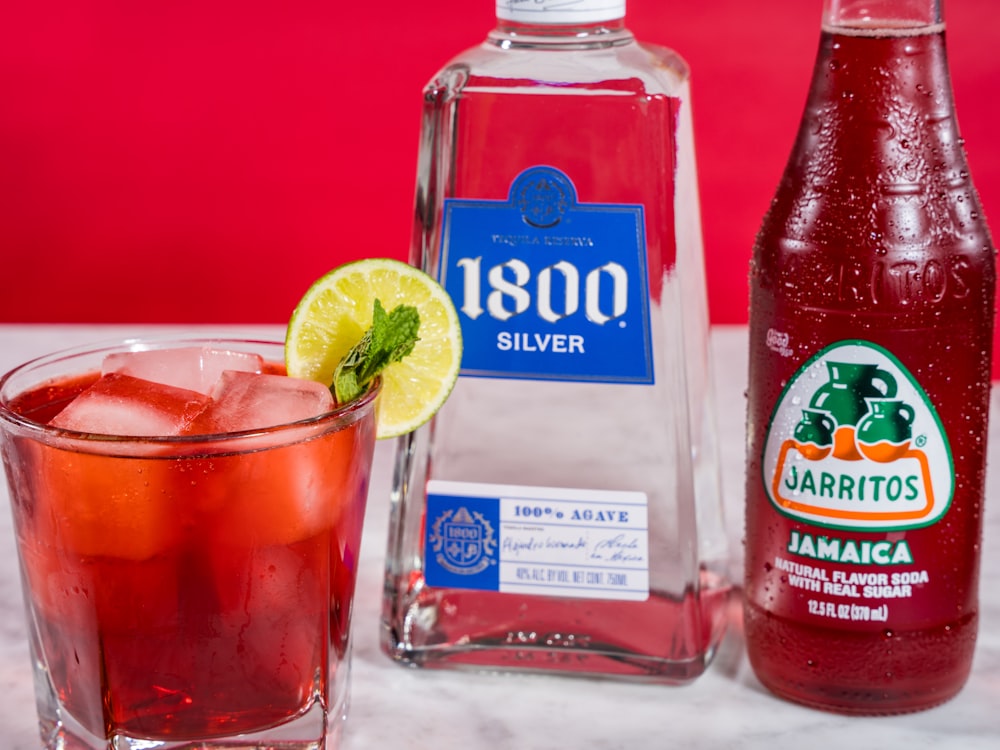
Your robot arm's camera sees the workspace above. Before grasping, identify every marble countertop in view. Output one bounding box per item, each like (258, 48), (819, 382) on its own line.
(0, 324), (996, 748)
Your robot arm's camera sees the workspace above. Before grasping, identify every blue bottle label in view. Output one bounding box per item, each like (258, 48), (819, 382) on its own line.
(439, 166), (654, 384)
(424, 480), (651, 601)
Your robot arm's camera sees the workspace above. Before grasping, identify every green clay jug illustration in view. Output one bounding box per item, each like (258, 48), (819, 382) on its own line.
(809, 362), (897, 426)
(793, 409), (835, 459)
(857, 399), (915, 462)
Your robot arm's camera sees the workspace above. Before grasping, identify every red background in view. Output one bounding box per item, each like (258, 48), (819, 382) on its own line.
(2, 1), (997, 361)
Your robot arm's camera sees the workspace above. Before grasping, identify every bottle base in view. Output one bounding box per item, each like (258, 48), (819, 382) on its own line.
(743, 600), (976, 715)
(386, 647), (718, 685)
(750, 678), (961, 717)
(382, 582), (733, 685)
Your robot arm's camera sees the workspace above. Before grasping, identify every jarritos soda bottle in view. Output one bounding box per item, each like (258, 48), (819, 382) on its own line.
(745, 0), (996, 713)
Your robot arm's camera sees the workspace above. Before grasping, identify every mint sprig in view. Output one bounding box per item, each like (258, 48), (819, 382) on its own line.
(334, 299), (420, 403)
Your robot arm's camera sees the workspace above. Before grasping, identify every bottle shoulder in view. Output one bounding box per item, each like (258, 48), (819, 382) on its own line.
(426, 34), (691, 98)
(751, 27), (995, 276)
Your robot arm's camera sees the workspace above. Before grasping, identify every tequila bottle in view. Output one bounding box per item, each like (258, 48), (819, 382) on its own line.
(382, 0), (731, 682)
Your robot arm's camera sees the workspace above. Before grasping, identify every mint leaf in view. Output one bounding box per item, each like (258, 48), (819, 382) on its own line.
(334, 299), (420, 403)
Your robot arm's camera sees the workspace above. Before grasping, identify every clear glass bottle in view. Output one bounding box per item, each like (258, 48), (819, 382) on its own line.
(382, 0), (731, 682)
(745, 0), (995, 713)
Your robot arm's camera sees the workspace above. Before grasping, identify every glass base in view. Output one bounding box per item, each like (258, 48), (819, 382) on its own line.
(37, 700), (342, 749)
(31, 648), (346, 750)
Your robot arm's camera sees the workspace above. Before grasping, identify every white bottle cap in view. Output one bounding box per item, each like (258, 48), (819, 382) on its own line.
(496, 1), (626, 25)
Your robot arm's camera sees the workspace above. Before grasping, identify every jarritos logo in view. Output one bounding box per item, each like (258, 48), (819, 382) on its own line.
(762, 340), (953, 531)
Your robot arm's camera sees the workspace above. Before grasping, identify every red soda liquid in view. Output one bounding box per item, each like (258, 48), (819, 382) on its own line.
(4, 369), (377, 741)
(745, 23), (995, 714)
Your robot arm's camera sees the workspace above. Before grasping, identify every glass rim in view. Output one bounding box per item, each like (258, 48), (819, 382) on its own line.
(0, 334), (380, 445)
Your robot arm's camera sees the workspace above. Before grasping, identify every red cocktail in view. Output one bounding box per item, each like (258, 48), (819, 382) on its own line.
(0, 337), (378, 748)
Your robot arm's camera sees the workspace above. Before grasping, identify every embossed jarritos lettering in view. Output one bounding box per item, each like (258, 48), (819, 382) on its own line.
(761, 340), (954, 530)
(439, 166), (654, 383)
(825, 255), (973, 306)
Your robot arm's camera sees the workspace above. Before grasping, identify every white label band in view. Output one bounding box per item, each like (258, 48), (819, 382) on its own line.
(497, 1), (626, 24)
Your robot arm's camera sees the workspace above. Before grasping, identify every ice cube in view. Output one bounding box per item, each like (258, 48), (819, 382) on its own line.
(103, 346), (263, 396)
(50, 373), (211, 436)
(185, 370), (334, 434)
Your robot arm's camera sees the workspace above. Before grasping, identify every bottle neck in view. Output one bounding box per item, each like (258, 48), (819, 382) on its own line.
(824, 0), (942, 30)
(491, 2), (630, 49)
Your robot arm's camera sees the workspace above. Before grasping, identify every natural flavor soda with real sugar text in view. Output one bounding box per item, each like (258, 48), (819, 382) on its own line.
(744, 1), (995, 714)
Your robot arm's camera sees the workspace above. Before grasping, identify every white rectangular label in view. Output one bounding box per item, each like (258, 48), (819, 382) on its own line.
(425, 480), (649, 601)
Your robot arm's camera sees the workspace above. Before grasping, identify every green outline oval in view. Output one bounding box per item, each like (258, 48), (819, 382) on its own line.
(759, 338), (954, 532)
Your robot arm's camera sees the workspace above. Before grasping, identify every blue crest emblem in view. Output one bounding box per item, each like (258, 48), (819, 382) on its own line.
(512, 166), (574, 228)
(429, 506), (497, 575)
